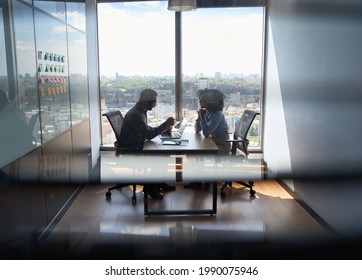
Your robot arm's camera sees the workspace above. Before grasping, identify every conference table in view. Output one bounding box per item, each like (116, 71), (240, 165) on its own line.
(101, 130), (263, 216)
(143, 131), (219, 216)
(143, 130), (219, 154)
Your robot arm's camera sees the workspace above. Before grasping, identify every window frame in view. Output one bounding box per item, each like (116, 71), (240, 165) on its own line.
(97, 0), (267, 152)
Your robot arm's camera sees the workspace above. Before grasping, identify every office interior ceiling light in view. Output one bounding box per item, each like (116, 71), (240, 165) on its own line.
(167, 0), (197, 12)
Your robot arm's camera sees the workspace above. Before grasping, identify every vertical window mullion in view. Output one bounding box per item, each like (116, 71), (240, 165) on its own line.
(175, 11), (182, 120)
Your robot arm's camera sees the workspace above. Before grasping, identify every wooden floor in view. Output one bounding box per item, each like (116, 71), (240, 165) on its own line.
(42, 180), (333, 259)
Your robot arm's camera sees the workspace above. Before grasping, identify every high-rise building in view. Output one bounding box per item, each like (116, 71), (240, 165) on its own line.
(198, 77), (209, 89)
(215, 72), (222, 79)
(230, 92), (241, 106)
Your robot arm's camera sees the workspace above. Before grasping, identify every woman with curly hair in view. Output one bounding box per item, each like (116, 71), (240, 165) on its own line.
(195, 88), (231, 155)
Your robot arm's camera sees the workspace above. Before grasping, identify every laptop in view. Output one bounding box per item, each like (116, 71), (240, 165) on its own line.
(160, 118), (188, 139)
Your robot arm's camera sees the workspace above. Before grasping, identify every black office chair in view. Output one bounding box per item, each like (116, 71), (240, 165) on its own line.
(102, 110), (138, 204)
(220, 109), (260, 198)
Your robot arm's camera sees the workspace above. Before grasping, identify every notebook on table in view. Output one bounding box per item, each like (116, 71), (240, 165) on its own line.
(160, 139), (189, 146)
(160, 118), (188, 139)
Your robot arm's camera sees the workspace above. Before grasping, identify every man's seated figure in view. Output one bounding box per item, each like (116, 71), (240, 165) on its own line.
(118, 88), (176, 199)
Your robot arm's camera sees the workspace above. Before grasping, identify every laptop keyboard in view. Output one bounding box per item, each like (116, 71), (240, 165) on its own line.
(161, 132), (181, 138)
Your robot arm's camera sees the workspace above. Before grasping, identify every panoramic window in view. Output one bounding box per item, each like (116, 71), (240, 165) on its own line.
(182, 7), (263, 148)
(98, 1), (263, 148)
(98, 1), (175, 146)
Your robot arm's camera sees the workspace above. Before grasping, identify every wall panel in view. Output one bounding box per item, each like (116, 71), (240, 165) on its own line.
(265, 0), (362, 235)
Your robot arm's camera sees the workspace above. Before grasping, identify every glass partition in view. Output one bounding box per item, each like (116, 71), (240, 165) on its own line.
(67, 26), (89, 125)
(0, 4), (11, 168)
(0, 0), (41, 168)
(12, 0), (41, 146)
(34, 9), (70, 143)
(1, 0), (89, 167)
(34, 0), (66, 22)
(0, 5), (8, 92)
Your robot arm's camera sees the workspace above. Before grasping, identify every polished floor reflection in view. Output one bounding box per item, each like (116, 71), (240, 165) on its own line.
(39, 180), (335, 259)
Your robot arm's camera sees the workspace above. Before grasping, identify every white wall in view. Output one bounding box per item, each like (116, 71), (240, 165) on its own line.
(263, 14), (294, 190)
(264, 0), (362, 235)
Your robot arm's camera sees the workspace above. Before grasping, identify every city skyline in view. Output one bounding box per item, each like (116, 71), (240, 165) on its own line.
(103, 71), (261, 79)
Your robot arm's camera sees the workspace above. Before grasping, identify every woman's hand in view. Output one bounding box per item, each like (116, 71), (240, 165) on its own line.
(198, 108), (207, 119)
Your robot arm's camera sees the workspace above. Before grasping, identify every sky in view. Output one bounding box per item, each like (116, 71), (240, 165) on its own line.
(0, 1), (264, 78)
(97, 1), (264, 77)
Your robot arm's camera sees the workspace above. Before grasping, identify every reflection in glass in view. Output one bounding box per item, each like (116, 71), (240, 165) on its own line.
(0, 6), (9, 92)
(34, 10), (70, 143)
(11, 1), (40, 151)
(98, 1), (175, 146)
(0, 6), (12, 168)
(0, 88), (32, 168)
(66, 1), (86, 32)
(67, 26), (89, 125)
(34, 0), (66, 22)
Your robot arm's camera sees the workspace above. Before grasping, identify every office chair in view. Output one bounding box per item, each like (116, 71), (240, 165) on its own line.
(220, 110), (260, 198)
(102, 110), (138, 204)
